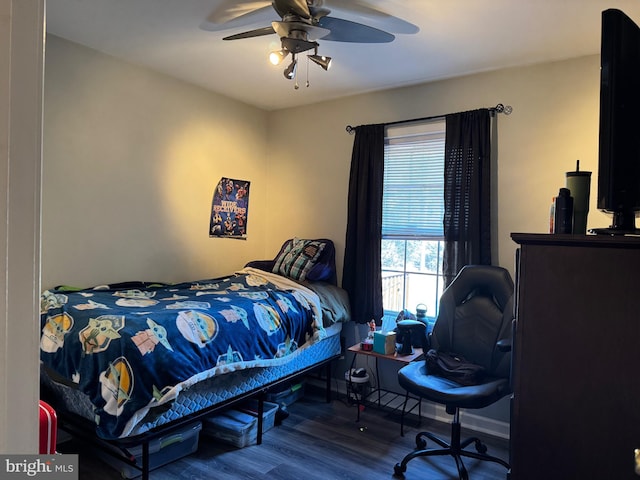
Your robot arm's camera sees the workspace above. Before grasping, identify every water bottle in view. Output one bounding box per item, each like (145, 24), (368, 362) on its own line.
(553, 188), (573, 234)
(415, 304), (427, 324)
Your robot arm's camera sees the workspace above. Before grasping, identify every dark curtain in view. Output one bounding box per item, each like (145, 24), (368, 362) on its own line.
(443, 108), (492, 286)
(342, 124), (385, 324)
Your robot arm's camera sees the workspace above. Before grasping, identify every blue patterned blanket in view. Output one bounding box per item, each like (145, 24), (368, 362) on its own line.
(39, 268), (325, 439)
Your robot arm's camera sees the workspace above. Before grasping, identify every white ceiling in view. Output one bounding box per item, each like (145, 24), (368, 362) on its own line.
(45, 0), (640, 111)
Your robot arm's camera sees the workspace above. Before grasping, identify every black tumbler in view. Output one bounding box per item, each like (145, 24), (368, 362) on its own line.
(554, 187), (574, 234)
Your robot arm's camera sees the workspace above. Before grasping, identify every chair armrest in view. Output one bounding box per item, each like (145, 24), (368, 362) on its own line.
(497, 338), (512, 352)
(425, 331), (433, 351)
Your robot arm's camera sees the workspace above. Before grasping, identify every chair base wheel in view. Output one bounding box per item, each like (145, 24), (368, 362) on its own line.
(475, 440), (487, 454)
(395, 425), (510, 479)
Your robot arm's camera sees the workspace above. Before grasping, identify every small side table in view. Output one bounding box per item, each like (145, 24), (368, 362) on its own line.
(347, 343), (423, 434)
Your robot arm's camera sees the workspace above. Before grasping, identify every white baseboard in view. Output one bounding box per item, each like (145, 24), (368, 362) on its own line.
(306, 377), (510, 440)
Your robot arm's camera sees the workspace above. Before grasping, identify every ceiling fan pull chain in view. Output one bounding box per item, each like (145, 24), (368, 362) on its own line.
(306, 56), (310, 87)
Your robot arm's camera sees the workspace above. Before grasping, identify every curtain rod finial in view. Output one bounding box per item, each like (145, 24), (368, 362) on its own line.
(346, 125), (355, 134)
(494, 104), (513, 115)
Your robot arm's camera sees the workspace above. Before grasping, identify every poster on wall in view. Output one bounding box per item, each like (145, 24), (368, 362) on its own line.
(209, 177), (250, 239)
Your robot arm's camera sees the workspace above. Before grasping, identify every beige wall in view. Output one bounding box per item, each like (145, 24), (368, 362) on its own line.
(43, 36), (270, 289)
(44, 36), (606, 288)
(267, 54), (607, 281)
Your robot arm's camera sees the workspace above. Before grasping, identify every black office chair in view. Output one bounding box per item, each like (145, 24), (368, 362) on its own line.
(393, 265), (514, 480)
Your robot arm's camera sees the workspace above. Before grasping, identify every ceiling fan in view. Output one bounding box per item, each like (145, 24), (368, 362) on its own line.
(201, 0), (418, 84)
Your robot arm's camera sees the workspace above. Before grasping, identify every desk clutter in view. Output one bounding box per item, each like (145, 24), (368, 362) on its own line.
(360, 319), (398, 355)
(360, 314), (429, 356)
(373, 331), (397, 355)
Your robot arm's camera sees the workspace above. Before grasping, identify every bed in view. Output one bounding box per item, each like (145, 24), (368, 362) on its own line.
(39, 238), (350, 478)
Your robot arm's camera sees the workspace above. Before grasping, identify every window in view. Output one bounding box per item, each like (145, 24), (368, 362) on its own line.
(381, 119), (446, 329)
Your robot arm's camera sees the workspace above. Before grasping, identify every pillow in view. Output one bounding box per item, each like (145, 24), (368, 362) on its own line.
(272, 238), (327, 281)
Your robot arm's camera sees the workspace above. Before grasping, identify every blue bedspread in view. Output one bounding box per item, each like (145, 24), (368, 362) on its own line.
(39, 268), (325, 439)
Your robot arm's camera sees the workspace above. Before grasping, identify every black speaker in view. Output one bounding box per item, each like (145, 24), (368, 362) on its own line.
(395, 319), (427, 355)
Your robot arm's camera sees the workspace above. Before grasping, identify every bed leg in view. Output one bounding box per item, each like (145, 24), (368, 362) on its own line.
(141, 441), (150, 480)
(325, 361), (332, 403)
(256, 394), (265, 445)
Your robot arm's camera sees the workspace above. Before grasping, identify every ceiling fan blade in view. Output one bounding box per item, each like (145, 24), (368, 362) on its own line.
(318, 16), (395, 43)
(201, 5), (273, 32)
(204, 1), (271, 25)
(321, 1), (419, 35)
(222, 26), (276, 41)
(272, 0), (311, 20)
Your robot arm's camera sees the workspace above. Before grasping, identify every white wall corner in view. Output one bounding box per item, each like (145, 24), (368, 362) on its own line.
(0, 0), (45, 454)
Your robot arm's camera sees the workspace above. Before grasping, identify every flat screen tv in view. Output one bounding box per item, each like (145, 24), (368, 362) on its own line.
(593, 9), (640, 235)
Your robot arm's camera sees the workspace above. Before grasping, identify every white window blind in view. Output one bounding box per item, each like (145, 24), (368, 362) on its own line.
(383, 119), (446, 238)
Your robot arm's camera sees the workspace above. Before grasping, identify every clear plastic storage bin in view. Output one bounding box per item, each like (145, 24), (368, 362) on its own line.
(202, 401), (278, 448)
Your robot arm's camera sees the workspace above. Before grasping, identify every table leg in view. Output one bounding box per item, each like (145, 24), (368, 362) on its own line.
(375, 357), (381, 406)
(348, 351), (361, 422)
(400, 391), (409, 436)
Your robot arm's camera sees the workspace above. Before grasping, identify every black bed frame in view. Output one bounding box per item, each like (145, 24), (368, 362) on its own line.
(50, 355), (339, 480)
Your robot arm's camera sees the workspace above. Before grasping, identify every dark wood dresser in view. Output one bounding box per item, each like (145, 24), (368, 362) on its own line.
(510, 233), (640, 479)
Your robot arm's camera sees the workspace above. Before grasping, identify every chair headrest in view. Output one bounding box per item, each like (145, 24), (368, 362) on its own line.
(447, 265), (513, 312)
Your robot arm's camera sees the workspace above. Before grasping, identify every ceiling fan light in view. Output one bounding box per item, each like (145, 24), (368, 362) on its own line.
(283, 58), (298, 80)
(269, 49), (289, 66)
(308, 54), (332, 71)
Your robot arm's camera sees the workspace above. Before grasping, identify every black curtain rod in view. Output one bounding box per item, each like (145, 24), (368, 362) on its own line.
(345, 103), (513, 134)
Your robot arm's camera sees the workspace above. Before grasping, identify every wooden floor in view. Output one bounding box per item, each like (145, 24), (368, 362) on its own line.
(58, 388), (510, 480)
